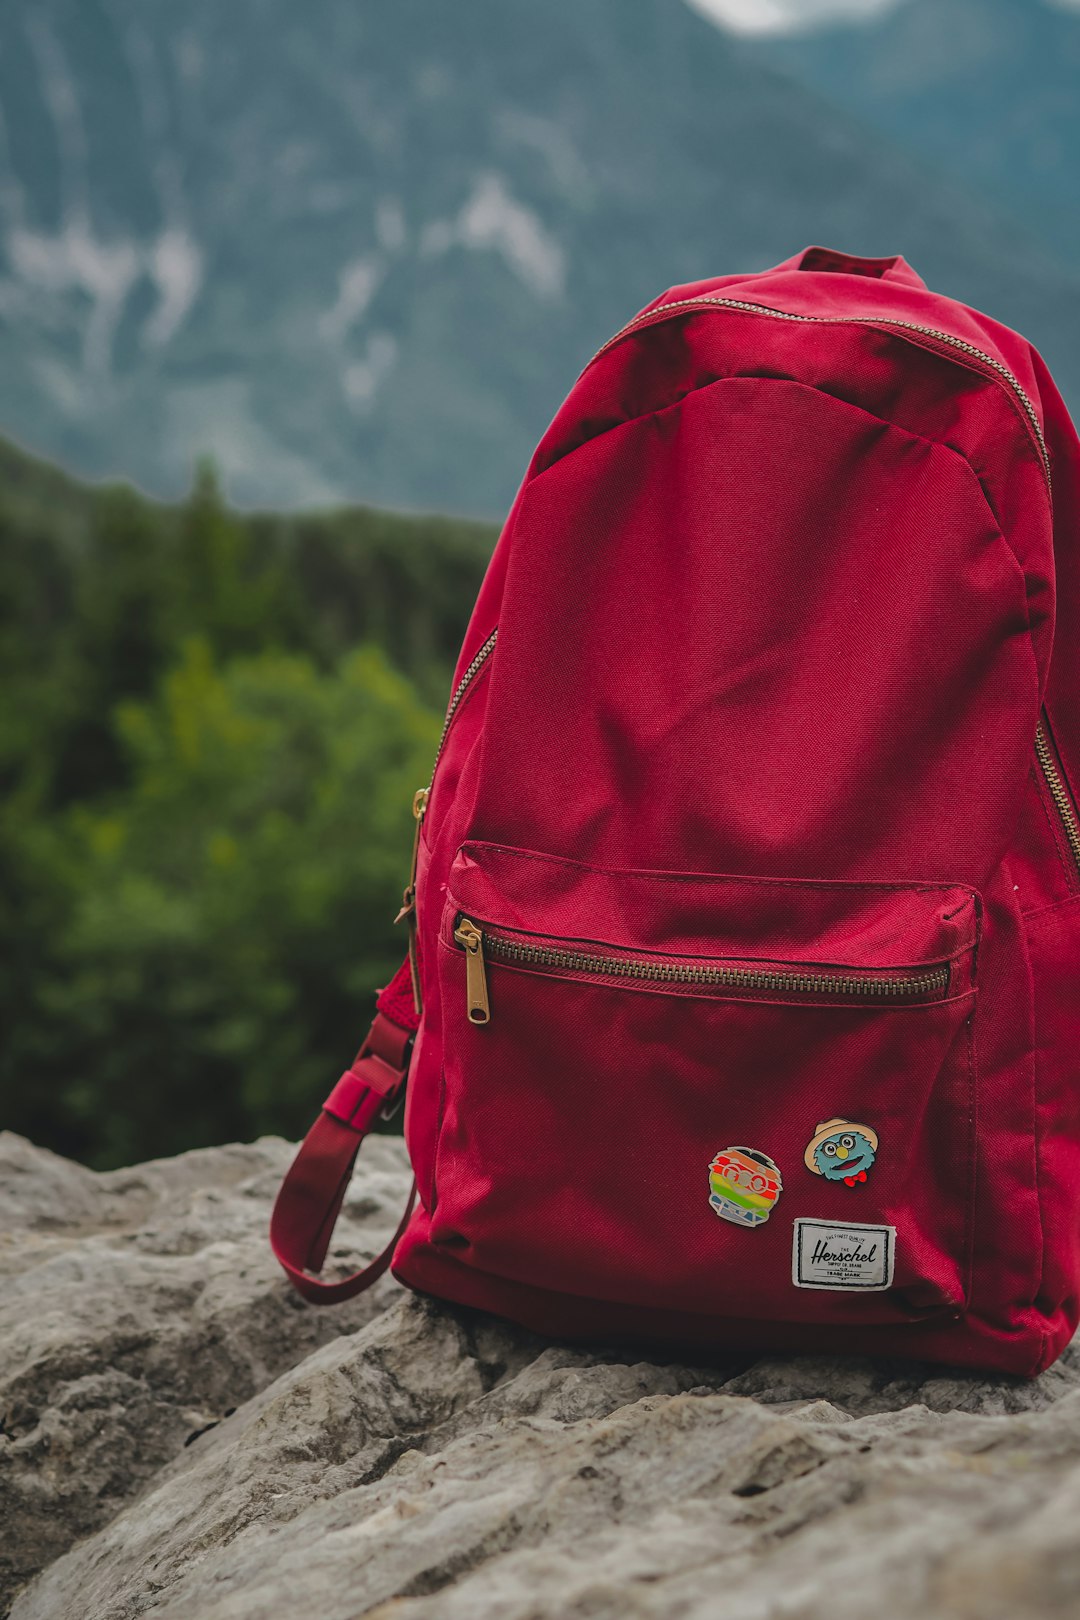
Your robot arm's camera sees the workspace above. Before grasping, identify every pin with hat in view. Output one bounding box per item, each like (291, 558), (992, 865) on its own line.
(804, 1119), (878, 1187)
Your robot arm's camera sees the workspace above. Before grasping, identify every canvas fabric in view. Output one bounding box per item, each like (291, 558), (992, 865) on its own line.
(272, 246), (1080, 1377)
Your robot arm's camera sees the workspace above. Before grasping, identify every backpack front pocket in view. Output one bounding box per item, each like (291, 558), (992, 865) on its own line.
(432, 842), (980, 1328)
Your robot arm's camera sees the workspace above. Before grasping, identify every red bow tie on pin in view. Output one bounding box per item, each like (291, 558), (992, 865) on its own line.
(844, 1171), (868, 1186)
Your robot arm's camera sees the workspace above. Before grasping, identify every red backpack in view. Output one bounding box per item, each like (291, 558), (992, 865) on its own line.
(272, 245), (1080, 1377)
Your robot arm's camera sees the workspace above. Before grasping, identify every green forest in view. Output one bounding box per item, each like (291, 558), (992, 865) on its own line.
(0, 439), (493, 1168)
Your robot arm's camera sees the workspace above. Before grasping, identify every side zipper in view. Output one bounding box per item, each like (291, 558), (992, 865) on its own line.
(1035, 713), (1080, 882)
(451, 914), (952, 1027)
(396, 629), (499, 1014)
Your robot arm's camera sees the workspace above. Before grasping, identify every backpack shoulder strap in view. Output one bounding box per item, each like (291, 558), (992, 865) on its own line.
(270, 996), (417, 1303)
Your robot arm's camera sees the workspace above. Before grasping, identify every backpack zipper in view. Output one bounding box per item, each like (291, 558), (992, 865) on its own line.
(452, 915), (951, 1027)
(411, 625), (498, 846)
(425, 627), (500, 800)
(586, 294), (1050, 481)
(1035, 718), (1080, 878)
(397, 629), (499, 1013)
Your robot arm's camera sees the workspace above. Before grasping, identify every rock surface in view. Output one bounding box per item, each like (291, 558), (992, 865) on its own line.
(3, 1132), (1079, 1620)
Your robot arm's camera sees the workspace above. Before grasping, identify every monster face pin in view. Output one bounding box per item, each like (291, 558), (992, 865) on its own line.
(708, 1146), (783, 1227)
(804, 1119), (878, 1187)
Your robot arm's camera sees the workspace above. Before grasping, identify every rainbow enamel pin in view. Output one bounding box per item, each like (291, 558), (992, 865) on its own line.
(708, 1146), (783, 1228)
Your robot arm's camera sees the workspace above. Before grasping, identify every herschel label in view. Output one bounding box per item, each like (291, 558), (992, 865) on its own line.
(792, 1218), (896, 1291)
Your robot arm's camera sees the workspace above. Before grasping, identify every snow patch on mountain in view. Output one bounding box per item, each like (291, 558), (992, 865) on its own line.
(7, 217), (203, 372)
(143, 227), (203, 349)
(686, 0), (901, 33)
(320, 256), (381, 344)
(9, 217), (140, 376)
(343, 332), (398, 413)
(423, 174), (565, 300)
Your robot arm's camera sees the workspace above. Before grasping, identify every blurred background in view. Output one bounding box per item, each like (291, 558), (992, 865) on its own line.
(1, 0), (1077, 1166)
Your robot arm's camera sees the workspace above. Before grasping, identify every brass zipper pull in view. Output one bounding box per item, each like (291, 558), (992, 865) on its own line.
(393, 788), (429, 923)
(394, 787), (430, 1015)
(453, 917), (491, 1025)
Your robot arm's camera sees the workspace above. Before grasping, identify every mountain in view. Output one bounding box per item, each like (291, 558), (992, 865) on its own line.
(759, 0), (1080, 265)
(0, 0), (1078, 518)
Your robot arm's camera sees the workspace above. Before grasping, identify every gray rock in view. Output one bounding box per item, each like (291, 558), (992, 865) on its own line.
(0, 1130), (410, 1613)
(3, 1133), (1080, 1620)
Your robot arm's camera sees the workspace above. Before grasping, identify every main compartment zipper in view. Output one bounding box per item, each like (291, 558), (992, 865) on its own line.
(586, 294), (1050, 481)
(452, 915), (951, 1027)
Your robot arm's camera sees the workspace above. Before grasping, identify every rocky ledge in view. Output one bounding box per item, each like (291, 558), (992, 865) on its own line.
(2, 1131), (1079, 1620)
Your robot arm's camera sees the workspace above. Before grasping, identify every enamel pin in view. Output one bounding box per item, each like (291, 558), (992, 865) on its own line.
(708, 1146), (783, 1227)
(804, 1118), (878, 1186)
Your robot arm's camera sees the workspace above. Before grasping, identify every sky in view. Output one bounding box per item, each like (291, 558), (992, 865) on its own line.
(687, 0), (1080, 32)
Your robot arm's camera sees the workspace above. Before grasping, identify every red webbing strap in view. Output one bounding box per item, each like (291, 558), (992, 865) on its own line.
(271, 1006), (417, 1303)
